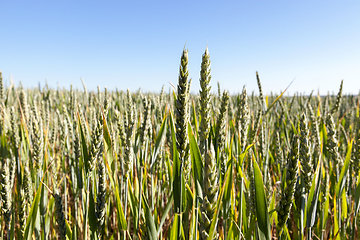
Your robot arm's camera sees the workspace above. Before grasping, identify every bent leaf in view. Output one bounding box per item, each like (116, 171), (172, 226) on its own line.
(335, 139), (352, 197)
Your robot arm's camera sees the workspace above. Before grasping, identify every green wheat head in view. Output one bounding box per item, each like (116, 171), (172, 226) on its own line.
(199, 47), (212, 157)
(277, 135), (299, 231)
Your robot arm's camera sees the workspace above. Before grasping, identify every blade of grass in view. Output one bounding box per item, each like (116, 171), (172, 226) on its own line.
(264, 78), (295, 116)
(189, 122), (203, 200)
(306, 157), (322, 228)
(150, 115), (167, 170)
(335, 139), (353, 197)
(105, 160), (127, 231)
(253, 157), (271, 240)
(142, 193), (158, 240)
(23, 181), (43, 240)
(157, 192), (173, 237)
(355, 174), (360, 215)
(207, 167), (228, 239)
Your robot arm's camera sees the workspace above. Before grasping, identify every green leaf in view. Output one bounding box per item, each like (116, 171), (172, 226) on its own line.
(157, 192), (173, 237)
(335, 139), (353, 197)
(166, 154), (173, 186)
(170, 111), (183, 214)
(181, 174), (187, 214)
(269, 190), (276, 224)
(142, 193), (158, 240)
(189, 123), (203, 200)
(65, 219), (73, 240)
(207, 171), (227, 239)
(127, 176), (138, 227)
(241, 186), (248, 233)
(150, 115), (167, 170)
(289, 119), (298, 135)
(237, 176), (245, 237)
(323, 189), (330, 229)
(223, 158), (233, 219)
(186, 183), (194, 208)
(23, 181), (43, 240)
(102, 114), (112, 153)
(320, 122), (327, 155)
(191, 100), (198, 137)
(236, 164), (247, 184)
(333, 196), (340, 240)
(105, 161), (127, 231)
(306, 157), (322, 228)
(170, 214), (184, 240)
(355, 175), (360, 216)
(71, 221), (77, 240)
(226, 223), (236, 240)
(78, 113), (89, 172)
(172, 90), (177, 108)
(88, 190), (97, 233)
(282, 225), (292, 240)
(253, 158), (271, 240)
(10, 209), (15, 240)
(264, 79), (294, 117)
(188, 197), (197, 240)
(173, 144), (182, 213)
(341, 190), (347, 220)
(115, 183), (128, 230)
(245, 217), (256, 240)
(239, 142), (255, 166)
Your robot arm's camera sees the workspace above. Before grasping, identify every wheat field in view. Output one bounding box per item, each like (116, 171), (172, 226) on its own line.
(0, 48), (359, 240)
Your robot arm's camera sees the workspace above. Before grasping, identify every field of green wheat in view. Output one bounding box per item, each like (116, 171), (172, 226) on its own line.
(0, 48), (359, 240)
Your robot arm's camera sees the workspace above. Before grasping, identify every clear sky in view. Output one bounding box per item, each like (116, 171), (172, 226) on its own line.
(0, 0), (359, 95)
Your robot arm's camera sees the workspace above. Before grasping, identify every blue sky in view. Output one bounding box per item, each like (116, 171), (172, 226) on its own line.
(0, 0), (359, 95)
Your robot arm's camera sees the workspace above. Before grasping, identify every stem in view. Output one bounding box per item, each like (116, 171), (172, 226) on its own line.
(300, 188), (305, 240)
(39, 171), (47, 239)
(83, 177), (91, 240)
(224, 212), (227, 240)
(307, 227), (312, 240)
(320, 209), (324, 240)
(195, 197), (199, 240)
(178, 162), (183, 239)
(337, 197), (342, 238)
(137, 167), (143, 237)
(73, 166), (78, 239)
(351, 215), (356, 240)
(238, 178), (243, 240)
(279, 230), (285, 240)
(120, 150), (124, 203)
(151, 173), (154, 212)
(64, 171), (67, 223)
(123, 177), (129, 240)
(16, 151), (22, 240)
